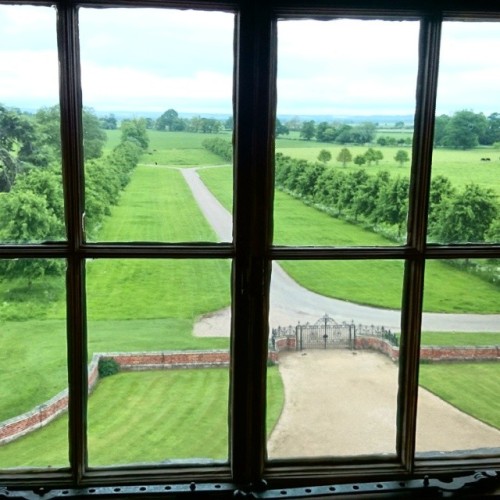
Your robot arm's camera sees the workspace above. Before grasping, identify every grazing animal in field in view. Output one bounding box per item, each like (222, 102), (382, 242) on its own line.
(480, 157), (491, 161)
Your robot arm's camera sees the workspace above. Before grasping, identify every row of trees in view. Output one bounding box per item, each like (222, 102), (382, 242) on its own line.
(0, 104), (145, 284)
(202, 137), (232, 162)
(275, 154), (498, 244)
(155, 109), (226, 134)
(299, 120), (377, 144)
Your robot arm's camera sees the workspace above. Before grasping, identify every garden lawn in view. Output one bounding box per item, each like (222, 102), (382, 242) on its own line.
(0, 165), (230, 422)
(0, 367), (283, 468)
(419, 363), (500, 430)
(420, 332), (500, 346)
(198, 166), (499, 313)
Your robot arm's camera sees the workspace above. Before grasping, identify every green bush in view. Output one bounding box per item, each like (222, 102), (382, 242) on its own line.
(98, 358), (120, 378)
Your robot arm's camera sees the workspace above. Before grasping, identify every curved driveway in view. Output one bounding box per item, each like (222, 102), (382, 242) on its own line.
(182, 168), (500, 334)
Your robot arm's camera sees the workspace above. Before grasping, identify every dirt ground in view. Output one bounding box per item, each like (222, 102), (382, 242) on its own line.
(267, 350), (500, 458)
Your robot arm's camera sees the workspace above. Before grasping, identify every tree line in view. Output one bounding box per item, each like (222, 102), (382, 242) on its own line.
(275, 153), (498, 245)
(0, 104), (146, 284)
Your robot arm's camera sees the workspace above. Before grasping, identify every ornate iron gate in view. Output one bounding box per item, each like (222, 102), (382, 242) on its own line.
(297, 314), (354, 350)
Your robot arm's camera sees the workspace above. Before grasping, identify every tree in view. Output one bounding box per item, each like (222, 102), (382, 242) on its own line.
(427, 175), (456, 236)
(99, 114), (117, 130)
(300, 120), (316, 141)
(363, 148), (377, 166)
(83, 109), (107, 159)
(34, 105), (106, 161)
(121, 118), (149, 150)
(394, 150), (409, 166)
(336, 148), (352, 167)
(317, 149), (332, 164)
(375, 176), (410, 237)
(156, 108), (179, 131)
(275, 119), (289, 136)
(373, 150), (384, 165)
(442, 110), (488, 149)
(353, 155), (366, 166)
(434, 184), (498, 244)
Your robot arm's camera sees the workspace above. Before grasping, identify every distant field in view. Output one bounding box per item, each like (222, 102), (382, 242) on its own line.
(276, 139), (500, 196)
(105, 129), (231, 166)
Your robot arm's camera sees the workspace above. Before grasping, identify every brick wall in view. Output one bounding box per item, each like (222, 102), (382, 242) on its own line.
(273, 334), (500, 364)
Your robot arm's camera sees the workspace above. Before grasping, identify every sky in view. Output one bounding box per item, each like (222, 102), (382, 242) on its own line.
(1, 4), (500, 118)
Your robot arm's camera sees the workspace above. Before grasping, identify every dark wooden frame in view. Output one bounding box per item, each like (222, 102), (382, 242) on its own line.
(0, 0), (499, 490)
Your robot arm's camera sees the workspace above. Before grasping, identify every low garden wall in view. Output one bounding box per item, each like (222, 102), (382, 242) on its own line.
(274, 334), (500, 363)
(1, 343), (498, 445)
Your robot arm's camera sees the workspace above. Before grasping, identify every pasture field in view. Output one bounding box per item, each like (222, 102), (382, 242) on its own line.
(419, 363), (500, 430)
(0, 367), (284, 468)
(197, 166), (499, 313)
(276, 140), (500, 196)
(105, 129), (231, 166)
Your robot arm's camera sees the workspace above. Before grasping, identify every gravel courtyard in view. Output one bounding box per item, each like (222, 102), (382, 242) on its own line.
(267, 350), (500, 458)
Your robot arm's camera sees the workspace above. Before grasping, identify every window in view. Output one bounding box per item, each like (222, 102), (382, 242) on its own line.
(0, 0), (498, 496)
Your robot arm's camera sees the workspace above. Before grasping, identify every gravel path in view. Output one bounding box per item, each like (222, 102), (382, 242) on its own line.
(181, 167), (500, 336)
(267, 350), (500, 458)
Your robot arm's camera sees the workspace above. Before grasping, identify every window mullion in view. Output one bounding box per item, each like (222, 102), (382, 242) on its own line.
(231, 1), (276, 485)
(57, 2), (87, 484)
(398, 14), (442, 473)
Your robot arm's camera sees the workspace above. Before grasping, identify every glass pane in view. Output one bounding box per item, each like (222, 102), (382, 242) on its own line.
(274, 19), (419, 246)
(416, 259), (500, 456)
(267, 260), (403, 459)
(86, 258), (230, 466)
(0, 259), (68, 469)
(79, 8), (234, 243)
(0, 5), (65, 244)
(429, 22), (500, 245)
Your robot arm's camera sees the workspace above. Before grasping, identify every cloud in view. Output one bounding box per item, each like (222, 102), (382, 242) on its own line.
(1, 5), (500, 118)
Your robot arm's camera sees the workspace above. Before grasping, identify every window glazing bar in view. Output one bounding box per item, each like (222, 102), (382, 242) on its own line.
(57, 2), (88, 482)
(231, 1), (276, 484)
(398, 14), (442, 472)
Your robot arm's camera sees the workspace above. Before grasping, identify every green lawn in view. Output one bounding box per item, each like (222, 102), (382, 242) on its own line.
(419, 332), (500, 346)
(419, 363), (500, 430)
(0, 166), (230, 422)
(198, 166), (499, 313)
(0, 367), (284, 469)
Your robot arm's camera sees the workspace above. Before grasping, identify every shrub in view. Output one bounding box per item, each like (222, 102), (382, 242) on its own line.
(98, 358), (120, 378)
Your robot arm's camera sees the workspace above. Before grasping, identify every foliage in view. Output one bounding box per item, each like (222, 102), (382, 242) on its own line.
(317, 149), (331, 164)
(121, 118), (149, 150)
(300, 120), (316, 141)
(99, 114), (117, 130)
(276, 118), (289, 136)
(98, 358), (120, 378)
(381, 331), (399, 346)
(434, 110), (500, 149)
(202, 137), (232, 162)
(336, 147), (352, 167)
(34, 105), (107, 161)
(431, 184), (498, 244)
(394, 149), (410, 166)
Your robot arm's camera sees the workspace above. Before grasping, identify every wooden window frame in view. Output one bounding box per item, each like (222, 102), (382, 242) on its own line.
(0, 0), (499, 493)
